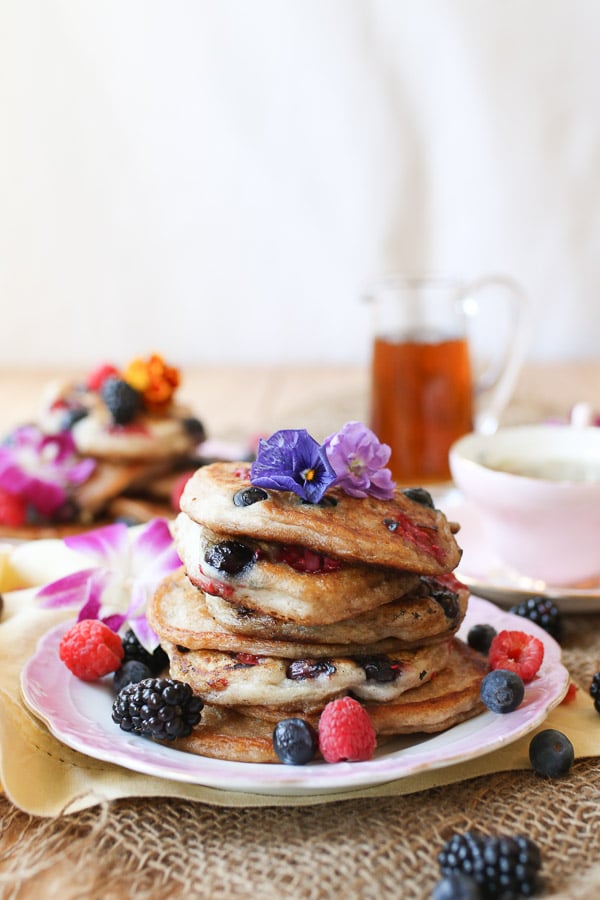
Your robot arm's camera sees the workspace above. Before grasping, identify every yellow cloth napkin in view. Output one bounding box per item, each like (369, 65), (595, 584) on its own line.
(1, 541), (599, 818)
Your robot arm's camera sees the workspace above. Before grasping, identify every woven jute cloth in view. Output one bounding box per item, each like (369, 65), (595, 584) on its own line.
(2, 613), (599, 900)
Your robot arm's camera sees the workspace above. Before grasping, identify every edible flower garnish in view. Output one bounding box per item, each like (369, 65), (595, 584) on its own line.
(37, 519), (181, 650)
(250, 429), (336, 504)
(0, 426), (95, 520)
(250, 422), (396, 503)
(323, 421), (396, 500)
(123, 353), (180, 412)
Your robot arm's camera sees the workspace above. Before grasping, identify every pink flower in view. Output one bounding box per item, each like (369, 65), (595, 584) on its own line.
(323, 421), (396, 500)
(0, 425), (95, 518)
(37, 519), (181, 650)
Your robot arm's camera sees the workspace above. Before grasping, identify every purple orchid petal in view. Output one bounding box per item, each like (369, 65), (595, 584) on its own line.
(67, 457), (97, 485)
(130, 519), (182, 581)
(130, 615), (161, 653)
(64, 523), (129, 568)
(75, 569), (112, 620)
(37, 568), (99, 608)
(24, 477), (67, 516)
(102, 613), (127, 632)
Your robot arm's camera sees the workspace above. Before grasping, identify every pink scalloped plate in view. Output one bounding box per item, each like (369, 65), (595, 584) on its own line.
(21, 597), (568, 796)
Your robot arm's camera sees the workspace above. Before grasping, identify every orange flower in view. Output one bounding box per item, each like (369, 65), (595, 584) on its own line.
(123, 354), (180, 412)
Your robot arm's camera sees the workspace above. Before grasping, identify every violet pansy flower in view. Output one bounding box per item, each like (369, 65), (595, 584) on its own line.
(37, 519), (181, 650)
(323, 421), (396, 500)
(250, 429), (336, 504)
(0, 425), (95, 517)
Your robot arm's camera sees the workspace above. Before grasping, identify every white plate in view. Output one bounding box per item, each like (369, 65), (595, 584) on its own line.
(21, 597), (568, 797)
(438, 490), (600, 611)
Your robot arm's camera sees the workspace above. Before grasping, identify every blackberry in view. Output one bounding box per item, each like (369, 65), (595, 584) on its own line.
(402, 487), (435, 508)
(101, 377), (142, 425)
(114, 659), (152, 693)
(480, 669), (524, 714)
(432, 873), (481, 900)
(272, 718), (318, 765)
(121, 629), (168, 675)
(508, 596), (562, 642)
(204, 540), (256, 575)
(467, 624), (497, 655)
(112, 677), (203, 740)
(529, 728), (574, 778)
(590, 672), (600, 712)
(438, 831), (542, 898)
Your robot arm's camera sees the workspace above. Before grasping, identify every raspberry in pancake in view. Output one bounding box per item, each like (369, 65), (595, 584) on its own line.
(180, 462), (461, 574)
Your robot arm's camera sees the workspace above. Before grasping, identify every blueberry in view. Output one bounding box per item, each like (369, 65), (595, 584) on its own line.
(286, 659), (336, 680)
(114, 659), (152, 693)
(233, 487), (269, 506)
(402, 487), (435, 508)
(529, 728), (574, 778)
(101, 378), (142, 425)
(204, 540), (256, 575)
(60, 406), (89, 430)
(272, 718), (318, 765)
(355, 655), (401, 683)
(480, 669), (525, 713)
(467, 624), (497, 654)
(432, 873), (481, 900)
(182, 417), (206, 442)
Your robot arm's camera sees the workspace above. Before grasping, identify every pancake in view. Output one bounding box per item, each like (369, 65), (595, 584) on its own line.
(148, 569), (467, 656)
(204, 574), (468, 647)
(364, 639), (488, 734)
(180, 461), (462, 574)
(174, 515), (419, 625)
(172, 704), (280, 763)
(162, 638), (451, 707)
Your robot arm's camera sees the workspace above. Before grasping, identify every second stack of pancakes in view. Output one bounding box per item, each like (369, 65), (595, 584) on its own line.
(148, 461), (486, 761)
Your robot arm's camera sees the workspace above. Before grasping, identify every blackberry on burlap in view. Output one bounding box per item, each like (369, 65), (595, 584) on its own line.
(438, 831), (542, 898)
(112, 678), (203, 741)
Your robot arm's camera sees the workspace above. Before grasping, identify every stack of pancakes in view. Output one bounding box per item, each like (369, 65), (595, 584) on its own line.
(147, 461), (487, 763)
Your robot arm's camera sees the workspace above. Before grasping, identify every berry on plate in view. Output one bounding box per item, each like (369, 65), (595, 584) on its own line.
(0, 487), (27, 527)
(488, 629), (544, 682)
(509, 595), (562, 642)
(529, 728), (574, 778)
(480, 669), (525, 713)
(318, 696), (376, 763)
(466, 623), (497, 655)
(59, 619), (124, 681)
(272, 718), (318, 765)
(112, 677), (203, 740)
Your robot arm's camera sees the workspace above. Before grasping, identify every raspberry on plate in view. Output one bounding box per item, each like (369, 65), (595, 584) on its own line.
(59, 619), (124, 681)
(488, 629), (544, 683)
(0, 487), (27, 527)
(318, 696), (377, 763)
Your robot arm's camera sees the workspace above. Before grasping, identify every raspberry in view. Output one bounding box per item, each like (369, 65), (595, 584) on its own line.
(318, 696), (377, 763)
(0, 488), (26, 526)
(170, 471), (194, 511)
(87, 363), (120, 392)
(488, 630), (544, 683)
(59, 619), (124, 681)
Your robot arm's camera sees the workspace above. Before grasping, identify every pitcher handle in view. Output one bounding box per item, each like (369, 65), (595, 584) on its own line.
(459, 276), (531, 435)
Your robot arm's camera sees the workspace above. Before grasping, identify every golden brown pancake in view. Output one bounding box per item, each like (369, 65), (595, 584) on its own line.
(180, 462), (462, 575)
(148, 569), (467, 656)
(364, 640), (487, 734)
(162, 638), (451, 707)
(174, 516), (419, 625)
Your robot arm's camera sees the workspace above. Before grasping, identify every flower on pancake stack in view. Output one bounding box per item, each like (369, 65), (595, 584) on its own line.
(123, 353), (180, 412)
(250, 422), (395, 503)
(0, 425), (96, 525)
(37, 519), (181, 651)
(250, 429), (336, 503)
(323, 421), (395, 500)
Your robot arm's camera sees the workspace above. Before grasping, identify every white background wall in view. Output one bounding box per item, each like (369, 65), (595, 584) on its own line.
(1, 0), (599, 368)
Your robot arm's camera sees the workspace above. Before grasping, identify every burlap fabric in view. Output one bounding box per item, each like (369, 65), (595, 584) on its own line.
(1, 613), (599, 899)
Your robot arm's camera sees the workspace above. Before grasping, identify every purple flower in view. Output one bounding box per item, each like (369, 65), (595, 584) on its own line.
(37, 519), (181, 650)
(0, 425), (95, 517)
(323, 421), (396, 500)
(250, 429), (336, 504)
